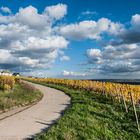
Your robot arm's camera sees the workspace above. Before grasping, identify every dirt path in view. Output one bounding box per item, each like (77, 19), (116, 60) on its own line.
(0, 82), (71, 140)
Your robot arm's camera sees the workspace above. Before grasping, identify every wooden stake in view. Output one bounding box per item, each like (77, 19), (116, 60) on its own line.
(129, 92), (140, 132)
(102, 82), (107, 97)
(117, 93), (123, 111)
(117, 94), (121, 103)
(122, 94), (128, 113)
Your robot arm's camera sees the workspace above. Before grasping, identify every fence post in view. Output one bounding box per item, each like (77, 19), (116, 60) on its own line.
(116, 93), (123, 111)
(122, 94), (128, 113)
(129, 92), (140, 132)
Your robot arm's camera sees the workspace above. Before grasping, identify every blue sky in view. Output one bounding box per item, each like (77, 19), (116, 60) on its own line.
(0, 0), (140, 79)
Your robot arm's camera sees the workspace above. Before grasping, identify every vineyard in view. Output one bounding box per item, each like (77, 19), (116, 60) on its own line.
(23, 77), (140, 139)
(25, 77), (140, 103)
(25, 77), (140, 132)
(0, 76), (140, 139)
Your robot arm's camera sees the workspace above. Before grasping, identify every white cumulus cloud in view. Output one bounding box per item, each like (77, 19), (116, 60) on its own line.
(44, 3), (67, 20)
(60, 55), (70, 61)
(0, 7), (11, 14)
(62, 70), (87, 77)
(0, 4), (69, 73)
(57, 18), (122, 40)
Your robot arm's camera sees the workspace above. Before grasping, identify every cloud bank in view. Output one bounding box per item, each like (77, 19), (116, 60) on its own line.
(0, 3), (139, 78)
(0, 4), (69, 73)
(85, 14), (140, 77)
(59, 13), (140, 78)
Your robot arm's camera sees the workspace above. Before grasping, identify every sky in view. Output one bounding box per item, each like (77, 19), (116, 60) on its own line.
(0, 0), (140, 79)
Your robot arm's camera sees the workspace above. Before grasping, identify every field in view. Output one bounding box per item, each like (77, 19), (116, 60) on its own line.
(25, 77), (140, 140)
(25, 78), (140, 104)
(0, 76), (42, 112)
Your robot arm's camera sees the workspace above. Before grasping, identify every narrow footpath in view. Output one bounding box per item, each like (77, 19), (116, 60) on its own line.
(0, 82), (71, 140)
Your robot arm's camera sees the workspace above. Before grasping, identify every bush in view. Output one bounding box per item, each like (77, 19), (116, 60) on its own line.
(0, 76), (15, 90)
(3, 84), (11, 90)
(15, 77), (21, 83)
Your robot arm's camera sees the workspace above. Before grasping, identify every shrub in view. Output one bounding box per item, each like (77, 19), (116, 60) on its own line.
(15, 77), (21, 83)
(0, 76), (15, 90)
(3, 84), (11, 90)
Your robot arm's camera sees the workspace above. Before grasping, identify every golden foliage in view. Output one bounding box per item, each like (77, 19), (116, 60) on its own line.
(26, 77), (140, 104)
(0, 76), (15, 90)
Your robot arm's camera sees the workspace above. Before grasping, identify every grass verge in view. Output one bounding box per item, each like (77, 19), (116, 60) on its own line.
(0, 82), (42, 112)
(33, 83), (140, 140)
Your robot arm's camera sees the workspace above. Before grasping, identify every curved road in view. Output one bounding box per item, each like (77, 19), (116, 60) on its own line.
(0, 82), (71, 140)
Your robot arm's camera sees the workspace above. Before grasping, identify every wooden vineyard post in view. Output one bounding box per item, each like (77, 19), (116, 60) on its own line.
(101, 82), (104, 96)
(117, 93), (121, 103)
(120, 87), (128, 113)
(102, 82), (107, 98)
(117, 93), (122, 111)
(129, 92), (140, 132)
(122, 94), (128, 113)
